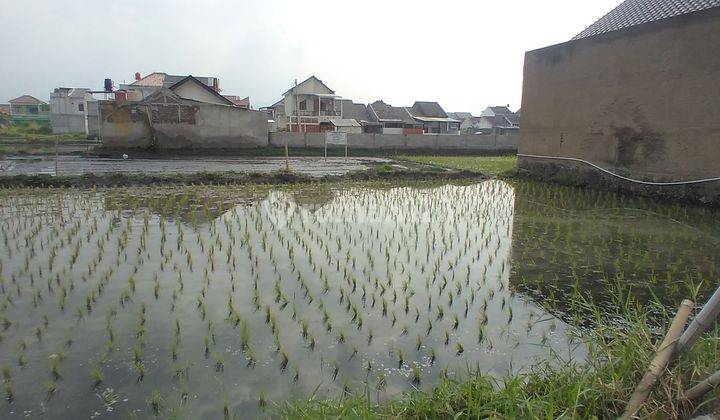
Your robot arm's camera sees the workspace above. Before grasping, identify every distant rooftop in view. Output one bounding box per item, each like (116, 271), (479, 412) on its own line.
(9, 95), (47, 105)
(132, 72), (218, 90)
(573, 0), (720, 40)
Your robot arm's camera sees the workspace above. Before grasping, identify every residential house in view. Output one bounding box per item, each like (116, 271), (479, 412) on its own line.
(406, 101), (460, 134)
(283, 76), (342, 132)
(339, 99), (380, 133)
(166, 76), (235, 106)
(447, 112), (473, 122)
(519, 0), (720, 201)
(50, 87), (96, 134)
(367, 101), (422, 134)
(482, 105), (520, 127)
(448, 112), (478, 133)
(120, 72), (221, 101)
(475, 115), (515, 132)
(330, 119), (362, 134)
(223, 96), (250, 109)
(9, 95), (50, 122)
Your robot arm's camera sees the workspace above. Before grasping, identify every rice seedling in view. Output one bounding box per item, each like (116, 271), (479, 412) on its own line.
(332, 360), (339, 381)
(259, 388), (267, 409)
(147, 389), (163, 416)
(50, 354), (61, 379)
(213, 352), (225, 372)
(410, 366), (422, 386)
(90, 365), (104, 387)
(44, 380), (58, 399)
(3, 381), (13, 402)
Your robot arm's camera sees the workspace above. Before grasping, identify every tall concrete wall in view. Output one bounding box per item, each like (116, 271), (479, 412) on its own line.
(518, 8), (720, 202)
(269, 132), (517, 151)
(100, 102), (268, 149)
(51, 114), (86, 134)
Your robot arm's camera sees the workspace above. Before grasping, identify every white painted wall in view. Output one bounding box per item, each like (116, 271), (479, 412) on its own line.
(283, 77), (334, 117)
(382, 127), (403, 134)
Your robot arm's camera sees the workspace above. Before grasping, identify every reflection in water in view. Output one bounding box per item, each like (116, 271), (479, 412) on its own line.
(0, 181), (584, 419)
(508, 180), (720, 325)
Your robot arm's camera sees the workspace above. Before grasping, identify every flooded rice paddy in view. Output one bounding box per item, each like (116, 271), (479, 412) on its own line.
(0, 180), (718, 418)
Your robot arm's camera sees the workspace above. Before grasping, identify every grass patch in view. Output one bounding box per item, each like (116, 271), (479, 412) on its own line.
(397, 155), (517, 177)
(0, 125), (93, 143)
(0, 165), (483, 188)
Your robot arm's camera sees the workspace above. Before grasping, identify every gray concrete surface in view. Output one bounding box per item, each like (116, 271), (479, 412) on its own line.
(0, 155), (391, 177)
(269, 131), (518, 151)
(100, 98), (269, 149)
(519, 6), (720, 199)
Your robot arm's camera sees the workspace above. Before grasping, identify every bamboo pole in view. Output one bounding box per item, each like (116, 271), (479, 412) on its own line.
(678, 286), (720, 354)
(621, 299), (694, 420)
(684, 369), (720, 401)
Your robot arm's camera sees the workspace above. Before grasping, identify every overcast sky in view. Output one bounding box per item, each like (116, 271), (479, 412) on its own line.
(1, 0), (622, 114)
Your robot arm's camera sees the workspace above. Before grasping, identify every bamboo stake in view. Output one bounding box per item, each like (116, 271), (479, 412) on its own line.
(684, 369), (720, 401)
(678, 286), (720, 354)
(621, 299), (694, 420)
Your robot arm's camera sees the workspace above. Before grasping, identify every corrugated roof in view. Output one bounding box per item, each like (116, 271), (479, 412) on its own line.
(574, 0), (720, 40)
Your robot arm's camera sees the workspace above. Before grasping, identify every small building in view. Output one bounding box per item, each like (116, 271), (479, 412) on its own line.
(283, 76), (342, 132)
(330, 119), (362, 133)
(367, 101), (423, 134)
(50, 87), (96, 134)
(98, 88), (268, 149)
(9, 95), (50, 122)
(406, 101), (460, 134)
(481, 106), (520, 127)
(519, 0), (720, 202)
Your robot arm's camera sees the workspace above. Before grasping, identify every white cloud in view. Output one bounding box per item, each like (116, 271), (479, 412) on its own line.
(0, 0), (622, 114)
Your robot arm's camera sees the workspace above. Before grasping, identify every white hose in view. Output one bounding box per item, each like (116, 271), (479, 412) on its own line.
(517, 153), (720, 186)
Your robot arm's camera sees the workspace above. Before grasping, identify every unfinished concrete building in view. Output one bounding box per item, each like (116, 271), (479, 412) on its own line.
(518, 0), (720, 203)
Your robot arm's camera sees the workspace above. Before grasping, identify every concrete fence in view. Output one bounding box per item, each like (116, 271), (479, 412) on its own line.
(268, 132), (517, 151)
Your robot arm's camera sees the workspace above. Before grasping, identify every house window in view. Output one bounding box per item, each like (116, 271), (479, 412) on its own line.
(78, 103), (84, 112)
(320, 101), (327, 111)
(299, 100), (306, 111)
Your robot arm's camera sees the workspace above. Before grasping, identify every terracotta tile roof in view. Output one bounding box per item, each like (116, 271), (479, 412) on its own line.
(9, 95), (47, 105)
(223, 95), (250, 107)
(574, 0), (720, 40)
